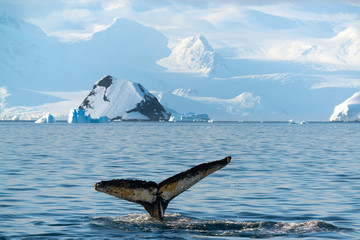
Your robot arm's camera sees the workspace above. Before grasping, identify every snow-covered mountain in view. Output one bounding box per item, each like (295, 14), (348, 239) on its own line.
(157, 35), (226, 76)
(0, 13), (69, 106)
(152, 87), (284, 121)
(328, 27), (360, 69)
(330, 92), (360, 121)
(237, 26), (360, 71)
(1, 12), (359, 121)
(79, 76), (170, 121)
(0, 15), (170, 106)
(171, 88), (261, 114)
(76, 18), (170, 73)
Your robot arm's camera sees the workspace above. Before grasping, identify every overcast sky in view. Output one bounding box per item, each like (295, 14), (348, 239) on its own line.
(2, 0), (360, 69)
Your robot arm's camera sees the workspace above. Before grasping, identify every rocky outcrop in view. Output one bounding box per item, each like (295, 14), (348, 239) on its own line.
(79, 76), (170, 121)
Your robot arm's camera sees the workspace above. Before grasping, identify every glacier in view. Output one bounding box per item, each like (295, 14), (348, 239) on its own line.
(330, 92), (360, 122)
(156, 88), (263, 119)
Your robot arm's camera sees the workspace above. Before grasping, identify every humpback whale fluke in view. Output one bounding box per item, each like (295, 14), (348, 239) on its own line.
(94, 156), (231, 220)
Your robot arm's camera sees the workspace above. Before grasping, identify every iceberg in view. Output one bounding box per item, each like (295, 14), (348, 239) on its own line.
(68, 108), (109, 123)
(330, 92), (360, 122)
(11, 115), (19, 121)
(35, 113), (56, 123)
(288, 119), (307, 125)
(169, 112), (211, 122)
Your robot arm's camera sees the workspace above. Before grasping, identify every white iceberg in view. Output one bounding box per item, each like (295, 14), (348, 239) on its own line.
(68, 108), (109, 123)
(169, 112), (210, 122)
(288, 119), (307, 125)
(35, 113), (56, 123)
(11, 115), (19, 121)
(330, 92), (360, 121)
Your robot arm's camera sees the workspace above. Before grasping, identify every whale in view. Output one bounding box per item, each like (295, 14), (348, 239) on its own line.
(94, 156), (231, 220)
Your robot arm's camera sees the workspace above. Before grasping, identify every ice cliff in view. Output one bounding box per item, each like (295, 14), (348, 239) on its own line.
(330, 91), (360, 121)
(68, 108), (109, 123)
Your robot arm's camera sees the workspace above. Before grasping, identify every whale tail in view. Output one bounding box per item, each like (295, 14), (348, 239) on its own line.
(94, 156), (231, 220)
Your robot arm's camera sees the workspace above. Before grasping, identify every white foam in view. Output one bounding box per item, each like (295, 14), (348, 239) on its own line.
(90, 214), (344, 238)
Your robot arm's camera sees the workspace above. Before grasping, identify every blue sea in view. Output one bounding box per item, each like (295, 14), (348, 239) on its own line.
(0, 121), (359, 239)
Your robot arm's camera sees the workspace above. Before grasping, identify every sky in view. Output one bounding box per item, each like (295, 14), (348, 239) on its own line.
(2, 0), (360, 70)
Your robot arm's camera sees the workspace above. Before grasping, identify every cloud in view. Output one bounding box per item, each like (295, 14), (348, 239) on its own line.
(102, 0), (131, 11)
(200, 5), (245, 27)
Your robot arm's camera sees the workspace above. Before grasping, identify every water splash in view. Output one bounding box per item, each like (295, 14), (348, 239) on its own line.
(89, 213), (349, 238)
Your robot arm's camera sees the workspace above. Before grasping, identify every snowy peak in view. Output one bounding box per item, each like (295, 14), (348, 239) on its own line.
(79, 18), (170, 71)
(330, 27), (360, 67)
(79, 76), (170, 121)
(96, 75), (113, 89)
(157, 35), (226, 76)
(172, 88), (198, 97)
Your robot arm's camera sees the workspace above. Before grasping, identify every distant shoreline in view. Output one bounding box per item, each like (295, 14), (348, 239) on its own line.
(1, 120), (359, 124)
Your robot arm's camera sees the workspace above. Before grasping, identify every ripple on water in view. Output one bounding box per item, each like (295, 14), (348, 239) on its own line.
(1, 122), (359, 239)
(88, 213), (351, 239)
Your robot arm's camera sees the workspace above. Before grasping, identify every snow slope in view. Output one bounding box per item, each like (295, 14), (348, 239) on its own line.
(172, 88), (261, 114)
(330, 92), (360, 121)
(152, 87), (280, 121)
(157, 35), (226, 76)
(79, 76), (170, 121)
(0, 90), (89, 120)
(0, 15), (170, 106)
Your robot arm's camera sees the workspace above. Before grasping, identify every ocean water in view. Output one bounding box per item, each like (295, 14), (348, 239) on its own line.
(0, 121), (359, 239)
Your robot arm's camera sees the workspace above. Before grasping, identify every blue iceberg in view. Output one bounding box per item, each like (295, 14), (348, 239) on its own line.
(68, 108), (109, 123)
(169, 112), (210, 122)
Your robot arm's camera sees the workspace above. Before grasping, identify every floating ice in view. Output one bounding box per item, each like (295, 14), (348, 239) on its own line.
(169, 112), (210, 122)
(330, 91), (360, 121)
(35, 113), (56, 123)
(68, 108), (109, 123)
(288, 119), (307, 124)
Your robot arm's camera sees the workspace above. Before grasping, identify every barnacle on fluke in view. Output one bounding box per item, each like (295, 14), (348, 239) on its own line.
(94, 156), (231, 220)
